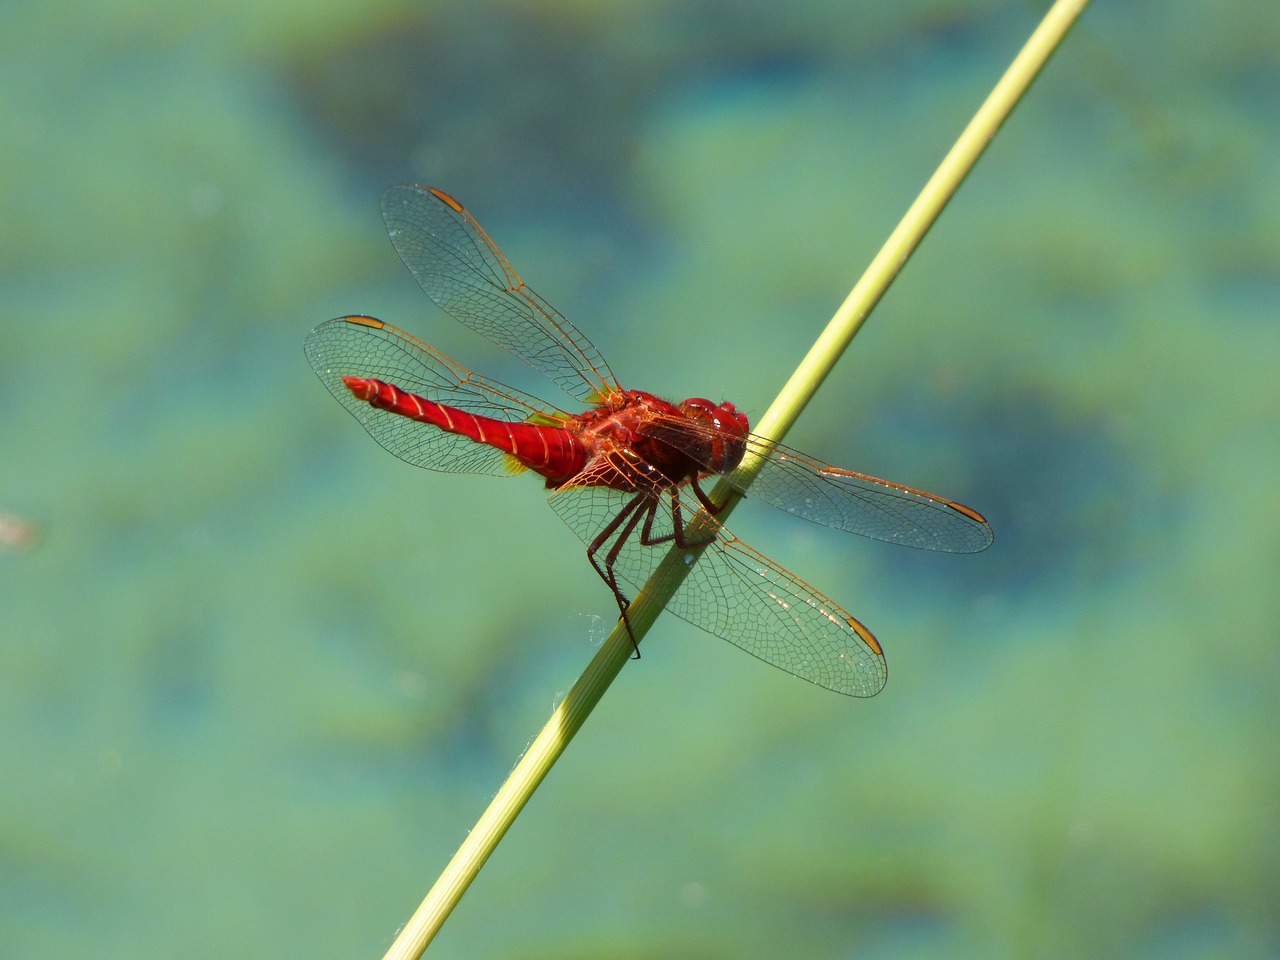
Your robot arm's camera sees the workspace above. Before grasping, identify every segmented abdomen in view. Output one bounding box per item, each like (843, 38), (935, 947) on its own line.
(342, 376), (586, 482)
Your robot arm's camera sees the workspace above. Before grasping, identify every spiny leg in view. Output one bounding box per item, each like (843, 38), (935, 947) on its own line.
(688, 476), (728, 516)
(585, 492), (653, 657)
(642, 485), (719, 552)
(584, 484), (725, 659)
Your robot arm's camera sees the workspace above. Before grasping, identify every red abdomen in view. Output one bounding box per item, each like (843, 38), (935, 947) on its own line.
(342, 377), (587, 483)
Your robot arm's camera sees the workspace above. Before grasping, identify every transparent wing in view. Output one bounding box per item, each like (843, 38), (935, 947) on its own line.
(549, 484), (888, 697)
(732, 437), (993, 553)
(381, 184), (621, 404)
(304, 315), (570, 476)
(630, 413), (993, 553)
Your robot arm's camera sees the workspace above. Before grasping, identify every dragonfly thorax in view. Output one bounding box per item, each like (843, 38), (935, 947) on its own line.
(589, 390), (749, 486)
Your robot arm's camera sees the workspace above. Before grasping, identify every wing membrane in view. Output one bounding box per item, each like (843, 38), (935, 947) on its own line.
(304, 315), (569, 476)
(631, 413), (993, 553)
(381, 185), (620, 404)
(548, 484), (887, 697)
(733, 438), (993, 553)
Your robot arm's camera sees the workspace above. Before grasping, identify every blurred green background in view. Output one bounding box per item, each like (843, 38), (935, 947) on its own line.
(2, 0), (1277, 957)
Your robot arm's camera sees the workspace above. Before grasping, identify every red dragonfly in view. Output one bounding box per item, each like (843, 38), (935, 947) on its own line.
(305, 185), (992, 696)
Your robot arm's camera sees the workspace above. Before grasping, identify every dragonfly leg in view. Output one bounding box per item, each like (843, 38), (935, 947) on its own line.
(585, 492), (653, 657)
(651, 485), (719, 551)
(688, 476), (727, 516)
(584, 484), (722, 659)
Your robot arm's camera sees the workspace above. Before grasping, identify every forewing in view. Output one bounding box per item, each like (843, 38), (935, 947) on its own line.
(381, 184), (620, 404)
(633, 413), (992, 553)
(548, 483), (887, 697)
(733, 439), (993, 553)
(305, 315), (569, 476)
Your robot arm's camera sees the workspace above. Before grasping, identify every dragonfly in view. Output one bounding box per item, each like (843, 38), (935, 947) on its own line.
(304, 185), (992, 697)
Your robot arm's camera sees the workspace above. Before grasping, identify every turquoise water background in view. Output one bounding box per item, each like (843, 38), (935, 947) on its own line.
(3, 1), (1277, 957)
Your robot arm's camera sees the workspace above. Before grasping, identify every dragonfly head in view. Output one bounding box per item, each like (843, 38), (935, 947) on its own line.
(677, 398), (750, 473)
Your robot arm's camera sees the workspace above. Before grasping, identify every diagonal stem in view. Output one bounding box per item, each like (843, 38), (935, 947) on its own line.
(378, 2), (1088, 956)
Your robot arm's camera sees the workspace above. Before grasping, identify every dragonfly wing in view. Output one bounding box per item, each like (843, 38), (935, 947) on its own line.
(305, 315), (569, 477)
(627, 414), (991, 553)
(719, 438), (994, 553)
(548, 484), (887, 697)
(381, 185), (620, 404)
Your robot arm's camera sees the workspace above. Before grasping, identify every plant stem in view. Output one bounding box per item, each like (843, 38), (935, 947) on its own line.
(378, 1), (1088, 956)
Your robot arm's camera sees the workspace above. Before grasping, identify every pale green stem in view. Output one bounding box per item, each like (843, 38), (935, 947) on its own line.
(379, 2), (1088, 957)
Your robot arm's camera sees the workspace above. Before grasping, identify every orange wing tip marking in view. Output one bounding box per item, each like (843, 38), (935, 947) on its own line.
(946, 500), (989, 526)
(428, 188), (465, 212)
(342, 315), (386, 330)
(847, 615), (884, 656)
